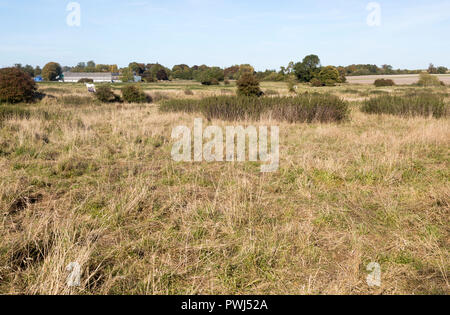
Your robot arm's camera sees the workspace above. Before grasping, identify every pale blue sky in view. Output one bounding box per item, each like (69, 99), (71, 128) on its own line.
(0, 0), (449, 70)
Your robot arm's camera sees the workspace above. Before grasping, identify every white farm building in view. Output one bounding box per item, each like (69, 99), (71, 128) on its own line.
(63, 72), (120, 83)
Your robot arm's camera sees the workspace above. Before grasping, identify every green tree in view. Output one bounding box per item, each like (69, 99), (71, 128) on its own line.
(22, 65), (35, 77)
(34, 66), (42, 76)
(120, 68), (134, 82)
(318, 66), (340, 86)
(42, 62), (62, 81)
(294, 55), (321, 82)
(428, 63), (438, 74)
(437, 66), (448, 74)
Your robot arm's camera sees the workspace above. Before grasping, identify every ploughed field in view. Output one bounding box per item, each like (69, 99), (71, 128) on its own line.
(0, 81), (448, 295)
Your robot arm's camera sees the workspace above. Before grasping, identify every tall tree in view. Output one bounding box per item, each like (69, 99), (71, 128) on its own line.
(42, 62), (62, 81)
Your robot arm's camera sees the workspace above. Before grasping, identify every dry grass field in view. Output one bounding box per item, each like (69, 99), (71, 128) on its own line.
(0, 81), (448, 295)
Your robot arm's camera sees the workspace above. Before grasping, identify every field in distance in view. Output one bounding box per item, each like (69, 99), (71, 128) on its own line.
(347, 73), (450, 85)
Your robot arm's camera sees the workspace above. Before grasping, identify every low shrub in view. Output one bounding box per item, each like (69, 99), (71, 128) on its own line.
(160, 94), (349, 123)
(184, 89), (194, 96)
(236, 73), (262, 97)
(94, 85), (120, 103)
(417, 73), (441, 87)
(361, 93), (447, 118)
(374, 79), (395, 87)
(78, 78), (94, 83)
(318, 66), (340, 86)
(224, 80), (231, 85)
(121, 85), (148, 103)
(211, 78), (220, 86)
(310, 78), (323, 87)
(0, 67), (37, 103)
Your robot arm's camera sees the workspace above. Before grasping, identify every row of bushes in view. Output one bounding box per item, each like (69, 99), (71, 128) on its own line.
(362, 92), (447, 118)
(160, 94), (350, 123)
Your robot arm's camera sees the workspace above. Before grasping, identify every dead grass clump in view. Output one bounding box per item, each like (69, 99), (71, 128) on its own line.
(152, 92), (171, 102)
(0, 105), (31, 124)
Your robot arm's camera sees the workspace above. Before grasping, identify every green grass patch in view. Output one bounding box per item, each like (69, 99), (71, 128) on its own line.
(361, 92), (447, 118)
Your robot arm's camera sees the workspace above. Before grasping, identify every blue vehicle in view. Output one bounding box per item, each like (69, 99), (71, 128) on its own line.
(34, 75), (43, 82)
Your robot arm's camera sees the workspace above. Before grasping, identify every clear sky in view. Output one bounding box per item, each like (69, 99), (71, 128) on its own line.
(0, 0), (449, 70)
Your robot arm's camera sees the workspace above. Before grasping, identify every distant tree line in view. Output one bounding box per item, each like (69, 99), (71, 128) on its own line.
(9, 58), (448, 83)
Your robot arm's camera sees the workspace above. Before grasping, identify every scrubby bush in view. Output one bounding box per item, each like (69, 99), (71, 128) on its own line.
(417, 73), (442, 87)
(236, 73), (262, 97)
(78, 78), (94, 83)
(362, 93), (446, 118)
(121, 85), (148, 103)
(318, 66), (340, 86)
(184, 89), (194, 96)
(310, 78), (323, 87)
(374, 79), (395, 87)
(160, 94), (349, 123)
(0, 67), (37, 103)
(95, 85), (120, 103)
(211, 78), (220, 86)
(42, 62), (62, 81)
(224, 80), (230, 85)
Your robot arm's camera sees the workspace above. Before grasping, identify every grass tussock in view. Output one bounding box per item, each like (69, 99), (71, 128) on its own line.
(0, 105), (31, 124)
(160, 94), (350, 123)
(362, 92), (447, 118)
(59, 95), (95, 106)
